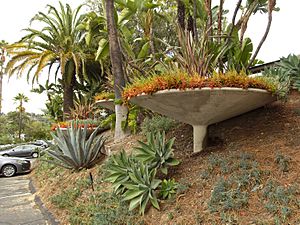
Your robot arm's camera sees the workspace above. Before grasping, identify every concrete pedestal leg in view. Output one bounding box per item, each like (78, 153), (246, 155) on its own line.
(193, 125), (208, 153)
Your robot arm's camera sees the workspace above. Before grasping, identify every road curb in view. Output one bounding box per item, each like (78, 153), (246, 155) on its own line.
(29, 179), (60, 225)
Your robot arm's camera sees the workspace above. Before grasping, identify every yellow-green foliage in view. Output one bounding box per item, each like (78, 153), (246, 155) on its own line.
(123, 71), (277, 102)
(94, 92), (115, 101)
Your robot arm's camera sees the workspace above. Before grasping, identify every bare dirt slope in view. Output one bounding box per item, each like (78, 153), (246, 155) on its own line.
(31, 92), (300, 225)
(144, 91), (300, 224)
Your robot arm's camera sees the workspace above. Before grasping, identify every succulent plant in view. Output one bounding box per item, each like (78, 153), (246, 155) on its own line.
(159, 179), (178, 200)
(46, 122), (107, 171)
(134, 131), (180, 174)
(105, 150), (138, 194)
(122, 163), (161, 215)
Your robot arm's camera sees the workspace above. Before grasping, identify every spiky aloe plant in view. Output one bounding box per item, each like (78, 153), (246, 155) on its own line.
(134, 131), (180, 174)
(46, 122), (107, 171)
(122, 162), (161, 215)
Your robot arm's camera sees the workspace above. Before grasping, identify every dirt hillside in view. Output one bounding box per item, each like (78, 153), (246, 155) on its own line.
(31, 91), (300, 225)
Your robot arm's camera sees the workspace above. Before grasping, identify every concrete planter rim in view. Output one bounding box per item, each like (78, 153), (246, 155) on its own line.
(133, 87), (272, 98)
(95, 99), (114, 103)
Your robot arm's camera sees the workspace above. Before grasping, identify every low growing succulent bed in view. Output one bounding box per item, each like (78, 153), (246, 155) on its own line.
(94, 92), (115, 101)
(123, 71), (277, 101)
(51, 119), (101, 131)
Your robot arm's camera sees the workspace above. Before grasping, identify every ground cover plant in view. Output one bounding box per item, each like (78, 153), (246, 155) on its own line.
(123, 71), (277, 102)
(141, 114), (177, 135)
(33, 159), (141, 225)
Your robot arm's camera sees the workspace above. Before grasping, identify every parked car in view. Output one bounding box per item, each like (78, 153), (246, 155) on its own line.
(30, 140), (49, 148)
(0, 156), (31, 177)
(0, 145), (40, 158)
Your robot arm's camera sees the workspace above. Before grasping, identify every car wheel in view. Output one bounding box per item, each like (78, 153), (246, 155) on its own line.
(2, 165), (16, 177)
(31, 152), (39, 158)
(2, 154), (9, 157)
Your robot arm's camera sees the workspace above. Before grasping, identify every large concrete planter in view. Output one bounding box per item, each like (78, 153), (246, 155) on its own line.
(130, 87), (276, 153)
(96, 99), (115, 111)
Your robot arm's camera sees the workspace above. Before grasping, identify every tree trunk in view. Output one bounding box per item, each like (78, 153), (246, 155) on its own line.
(187, 15), (194, 35)
(18, 101), (23, 140)
(106, 0), (129, 141)
(18, 111), (22, 139)
(204, 0), (213, 37)
(62, 60), (75, 120)
(193, 0), (198, 41)
(177, 0), (185, 30)
(247, 0), (275, 69)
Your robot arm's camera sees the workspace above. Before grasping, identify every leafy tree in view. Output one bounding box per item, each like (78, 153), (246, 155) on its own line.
(0, 114), (14, 144)
(5, 2), (91, 119)
(0, 40), (8, 113)
(13, 93), (29, 139)
(24, 121), (51, 141)
(0, 112), (51, 144)
(32, 80), (64, 121)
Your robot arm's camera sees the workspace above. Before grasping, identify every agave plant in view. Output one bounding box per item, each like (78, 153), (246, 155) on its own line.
(159, 178), (178, 200)
(105, 150), (138, 194)
(122, 163), (161, 215)
(135, 131), (180, 174)
(46, 122), (107, 171)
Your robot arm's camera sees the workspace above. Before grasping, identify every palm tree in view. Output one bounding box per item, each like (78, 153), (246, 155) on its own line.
(13, 93), (29, 139)
(5, 2), (87, 119)
(105, 0), (129, 141)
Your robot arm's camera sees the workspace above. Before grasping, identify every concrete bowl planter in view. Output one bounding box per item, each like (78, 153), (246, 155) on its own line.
(130, 87), (276, 153)
(95, 99), (115, 111)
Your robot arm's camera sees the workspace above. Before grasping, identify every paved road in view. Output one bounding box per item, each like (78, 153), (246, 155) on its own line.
(0, 175), (49, 225)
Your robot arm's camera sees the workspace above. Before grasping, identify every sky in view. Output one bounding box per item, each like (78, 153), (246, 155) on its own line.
(0, 0), (299, 114)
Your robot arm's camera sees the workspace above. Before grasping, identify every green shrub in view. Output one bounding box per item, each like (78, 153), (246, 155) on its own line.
(101, 105), (140, 134)
(46, 122), (107, 171)
(141, 115), (176, 135)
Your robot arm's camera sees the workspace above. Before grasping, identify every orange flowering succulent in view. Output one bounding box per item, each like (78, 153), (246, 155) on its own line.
(122, 71), (277, 102)
(51, 121), (98, 131)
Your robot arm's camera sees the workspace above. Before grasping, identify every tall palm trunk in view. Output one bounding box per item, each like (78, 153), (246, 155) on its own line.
(177, 0), (185, 30)
(106, 0), (129, 141)
(18, 101), (23, 139)
(62, 60), (76, 120)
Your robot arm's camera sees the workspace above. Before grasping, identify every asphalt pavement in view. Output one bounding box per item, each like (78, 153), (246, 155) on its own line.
(0, 173), (51, 225)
